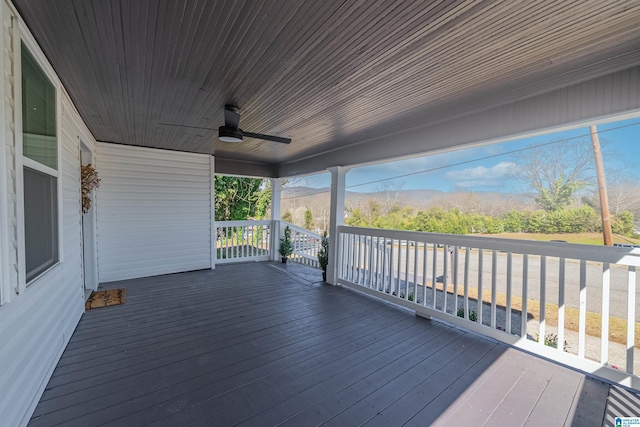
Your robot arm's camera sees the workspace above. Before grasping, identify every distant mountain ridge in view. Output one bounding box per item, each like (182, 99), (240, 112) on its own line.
(280, 186), (536, 219)
(282, 186), (531, 203)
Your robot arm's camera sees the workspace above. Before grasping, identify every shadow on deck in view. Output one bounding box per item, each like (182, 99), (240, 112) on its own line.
(29, 262), (639, 426)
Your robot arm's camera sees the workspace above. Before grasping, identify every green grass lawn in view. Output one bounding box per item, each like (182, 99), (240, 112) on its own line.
(479, 232), (640, 246)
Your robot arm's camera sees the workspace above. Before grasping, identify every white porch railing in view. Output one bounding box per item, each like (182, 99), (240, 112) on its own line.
(337, 225), (640, 390)
(281, 222), (322, 269)
(215, 220), (272, 263)
(214, 220), (322, 268)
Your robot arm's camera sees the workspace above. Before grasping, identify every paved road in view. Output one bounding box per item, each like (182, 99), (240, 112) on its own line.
(350, 245), (640, 321)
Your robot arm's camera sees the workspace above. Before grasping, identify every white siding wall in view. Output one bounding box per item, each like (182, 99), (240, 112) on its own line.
(0, 3), (89, 425)
(95, 143), (212, 282)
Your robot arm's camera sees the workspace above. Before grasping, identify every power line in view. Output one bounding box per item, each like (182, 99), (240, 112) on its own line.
(280, 120), (640, 201)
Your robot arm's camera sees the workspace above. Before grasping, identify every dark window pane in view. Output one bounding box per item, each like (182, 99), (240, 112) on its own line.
(22, 44), (57, 170)
(24, 167), (58, 282)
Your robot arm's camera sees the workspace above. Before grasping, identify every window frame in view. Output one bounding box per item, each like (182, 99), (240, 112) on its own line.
(16, 28), (63, 292)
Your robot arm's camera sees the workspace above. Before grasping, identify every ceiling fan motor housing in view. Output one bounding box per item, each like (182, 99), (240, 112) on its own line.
(218, 126), (243, 142)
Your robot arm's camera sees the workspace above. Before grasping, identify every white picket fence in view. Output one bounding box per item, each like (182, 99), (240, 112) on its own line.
(336, 225), (640, 389)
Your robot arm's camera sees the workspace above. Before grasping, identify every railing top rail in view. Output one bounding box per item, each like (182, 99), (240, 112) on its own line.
(338, 225), (640, 267)
(281, 221), (323, 240)
(216, 220), (272, 227)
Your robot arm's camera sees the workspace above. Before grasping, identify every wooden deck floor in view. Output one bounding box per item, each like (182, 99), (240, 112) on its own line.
(29, 262), (639, 426)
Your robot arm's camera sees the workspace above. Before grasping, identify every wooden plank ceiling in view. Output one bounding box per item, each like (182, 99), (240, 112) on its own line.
(13, 0), (640, 174)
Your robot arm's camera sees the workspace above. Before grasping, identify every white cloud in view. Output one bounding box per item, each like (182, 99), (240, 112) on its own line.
(444, 161), (516, 188)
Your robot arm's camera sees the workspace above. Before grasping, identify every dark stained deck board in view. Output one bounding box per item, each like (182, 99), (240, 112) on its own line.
(50, 293), (378, 380)
(525, 364), (585, 426)
(33, 294), (410, 420)
(67, 314), (423, 426)
(568, 376), (611, 426)
(275, 329), (469, 427)
(360, 338), (500, 426)
(421, 348), (536, 425)
(28, 262), (636, 426)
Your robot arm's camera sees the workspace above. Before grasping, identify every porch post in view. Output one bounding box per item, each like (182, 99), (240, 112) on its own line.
(270, 178), (283, 261)
(210, 156), (216, 269)
(327, 166), (350, 285)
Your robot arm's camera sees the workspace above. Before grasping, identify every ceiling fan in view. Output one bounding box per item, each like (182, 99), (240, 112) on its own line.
(218, 105), (291, 144)
(160, 105), (291, 144)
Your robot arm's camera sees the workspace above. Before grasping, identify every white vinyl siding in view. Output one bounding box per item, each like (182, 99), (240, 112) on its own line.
(0, 5), (86, 425)
(95, 143), (212, 282)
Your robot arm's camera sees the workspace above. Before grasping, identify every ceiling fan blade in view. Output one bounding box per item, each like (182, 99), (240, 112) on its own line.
(224, 106), (241, 129)
(243, 131), (291, 144)
(158, 122), (216, 131)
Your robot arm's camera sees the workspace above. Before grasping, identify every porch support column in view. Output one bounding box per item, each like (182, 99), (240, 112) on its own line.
(270, 178), (283, 261)
(210, 156), (216, 269)
(327, 166), (350, 285)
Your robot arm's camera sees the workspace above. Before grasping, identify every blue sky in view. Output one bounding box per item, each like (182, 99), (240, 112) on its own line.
(299, 117), (640, 193)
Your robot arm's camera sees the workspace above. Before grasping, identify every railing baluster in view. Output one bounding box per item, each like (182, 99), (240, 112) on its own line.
(243, 226), (247, 258)
(357, 235), (363, 284)
(491, 250), (497, 329)
(350, 234), (356, 282)
(627, 266), (636, 374)
(539, 256), (546, 343)
(378, 237), (387, 292)
(578, 259), (587, 358)
(368, 237), (375, 289)
(353, 234), (360, 283)
(601, 262), (610, 364)
(443, 245), (449, 313)
(432, 243), (438, 310)
(226, 226), (230, 259)
(233, 226), (237, 259)
(371, 237), (375, 288)
(389, 239), (394, 294)
(422, 242), (428, 306)
(558, 257), (565, 352)
(343, 233), (348, 279)
(404, 240), (410, 300)
(337, 230), (343, 281)
(354, 234), (360, 284)
(453, 246), (459, 315)
(366, 236), (371, 286)
(464, 247), (470, 319)
(521, 254), (529, 338)
(477, 249), (483, 324)
(413, 240), (419, 303)
(374, 237), (381, 290)
(345, 233), (351, 281)
(395, 240), (402, 297)
(506, 252), (512, 334)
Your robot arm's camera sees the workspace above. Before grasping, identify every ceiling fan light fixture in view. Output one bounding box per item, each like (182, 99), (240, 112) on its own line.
(218, 126), (243, 143)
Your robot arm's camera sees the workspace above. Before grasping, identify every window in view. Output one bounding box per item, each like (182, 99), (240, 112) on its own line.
(21, 43), (58, 284)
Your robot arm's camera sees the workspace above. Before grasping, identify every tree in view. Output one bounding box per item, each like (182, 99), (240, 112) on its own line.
(511, 139), (596, 211)
(304, 208), (314, 230)
(214, 176), (271, 221)
(281, 211), (293, 223)
(376, 180), (404, 215)
(612, 210), (635, 236)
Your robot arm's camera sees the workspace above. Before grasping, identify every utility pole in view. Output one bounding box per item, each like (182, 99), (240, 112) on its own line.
(590, 125), (613, 246)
